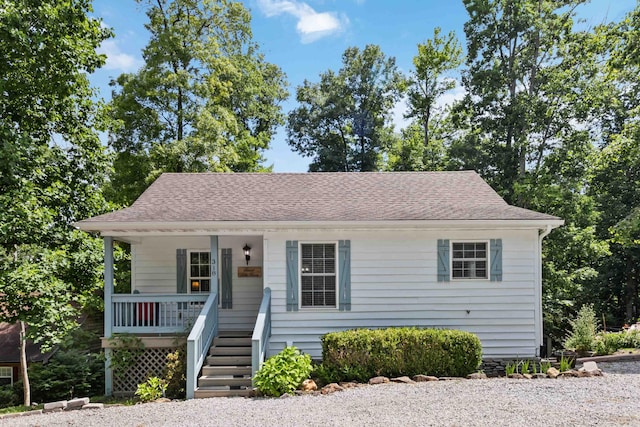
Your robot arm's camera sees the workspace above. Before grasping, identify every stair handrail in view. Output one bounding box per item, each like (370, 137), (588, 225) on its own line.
(251, 287), (272, 381)
(186, 292), (219, 399)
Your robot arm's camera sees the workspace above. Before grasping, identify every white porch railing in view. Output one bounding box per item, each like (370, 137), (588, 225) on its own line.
(186, 292), (219, 399)
(110, 294), (208, 334)
(251, 287), (272, 380)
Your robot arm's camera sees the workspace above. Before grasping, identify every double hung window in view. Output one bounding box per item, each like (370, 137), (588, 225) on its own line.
(451, 242), (488, 279)
(300, 243), (337, 308)
(189, 251), (210, 293)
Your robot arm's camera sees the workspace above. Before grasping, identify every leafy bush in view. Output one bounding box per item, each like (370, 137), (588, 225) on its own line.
(253, 346), (312, 397)
(164, 347), (186, 399)
(319, 327), (482, 383)
(28, 349), (104, 402)
(564, 304), (599, 353)
(0, 385), (20, 409)
(135, 377), (167, 402)
(595, 329), (640, 355)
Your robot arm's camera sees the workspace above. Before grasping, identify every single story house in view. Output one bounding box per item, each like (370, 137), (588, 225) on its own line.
(0, 322), (53, 387)
(76, 171), (563, 398)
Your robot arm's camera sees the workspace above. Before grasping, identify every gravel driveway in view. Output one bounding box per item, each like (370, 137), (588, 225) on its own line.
(4, 361), (640, 427)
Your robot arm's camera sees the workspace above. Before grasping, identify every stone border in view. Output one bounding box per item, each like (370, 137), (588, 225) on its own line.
(577, 353), (640, 363)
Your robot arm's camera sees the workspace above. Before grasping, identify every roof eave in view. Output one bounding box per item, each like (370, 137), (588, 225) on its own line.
(75, 218), (565, 235)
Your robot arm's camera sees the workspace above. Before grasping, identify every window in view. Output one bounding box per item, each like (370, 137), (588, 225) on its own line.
(189, 251), (210, 293)
(0, 367), (12, 386)
(452, 242), (488, 279)
(300, 243), (336, 308)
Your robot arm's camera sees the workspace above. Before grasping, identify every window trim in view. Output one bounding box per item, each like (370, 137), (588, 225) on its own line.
(187, 249), (225, 301)
(450, 240), (490, 281)
(0, 366), (13, 386)
(298, 241), (339, 310)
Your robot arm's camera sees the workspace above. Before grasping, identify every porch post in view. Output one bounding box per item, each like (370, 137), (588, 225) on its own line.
(210, 236), (219, 298)
(104, 236), (114, 396)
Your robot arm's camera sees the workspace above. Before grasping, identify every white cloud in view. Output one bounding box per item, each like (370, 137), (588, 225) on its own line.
(256, 0), (348, 43)
(97, 40), (143, 73)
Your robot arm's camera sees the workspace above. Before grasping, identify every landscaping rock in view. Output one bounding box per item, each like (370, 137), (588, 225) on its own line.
(532, 373), (547, 379)
(66, 397), (90, 410)
(368, 376), (390, 385)
(582, 361), (598, 372)
(301, 379), (317, 392)
(547, 367), (560, 379)
(413, 375), (439, 382)
(339, 382), (360, 389)
(44, 400), (67, 412)
(279, 393), (291, 399)
(391, 376), (416, 385)
(81, 403), (105, 410)
(508, 373), (525, 379)
(467, 372), (487, 380)
(321, 383), (344, 394)
(561, 370), (579, 377)
(438, 377), (460, 381)
(154, 398), (172, 403)
(523, 373), (533, 379)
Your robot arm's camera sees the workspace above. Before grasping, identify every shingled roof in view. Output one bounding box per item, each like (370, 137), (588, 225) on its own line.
(77, 171), (560, 229)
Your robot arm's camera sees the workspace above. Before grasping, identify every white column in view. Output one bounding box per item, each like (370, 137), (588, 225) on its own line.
(104, 236), (114, 396)
(210, 236), (219, 298)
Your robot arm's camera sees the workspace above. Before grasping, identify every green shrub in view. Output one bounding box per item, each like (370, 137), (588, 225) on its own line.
(0, 385), (20, 409)
(28, 349), (104, 402)
(595, 329), (640, 355)
(135, 377), (167, 402)
(564, 304), (599, 353)
(319, 327), (482, 383)
(164, 347), (186, 399)
(253, 346), (312, 397)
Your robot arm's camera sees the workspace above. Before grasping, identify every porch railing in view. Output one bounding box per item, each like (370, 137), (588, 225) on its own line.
(111, 294), (208, 334)
(251, 287), (272, 380)
(186, 292), (219, 399)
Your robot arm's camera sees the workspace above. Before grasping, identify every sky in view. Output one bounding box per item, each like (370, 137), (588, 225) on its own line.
(89, 0), (637, 172)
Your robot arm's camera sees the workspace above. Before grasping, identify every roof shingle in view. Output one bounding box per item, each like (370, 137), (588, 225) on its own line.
(78, 171), (560, 225)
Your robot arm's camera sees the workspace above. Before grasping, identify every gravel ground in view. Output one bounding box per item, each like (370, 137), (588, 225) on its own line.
(4, 361), (640, 427)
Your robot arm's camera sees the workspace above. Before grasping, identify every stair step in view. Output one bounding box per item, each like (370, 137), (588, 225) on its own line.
(210, 346), (252, 356)
(194, 387), (255, 398)
(206, 355), (252, 366)
(218, 331), (252, 338)
(202, 365), (251, 376)
(198, 376), (252, 387)
(213, 336), (252, 347)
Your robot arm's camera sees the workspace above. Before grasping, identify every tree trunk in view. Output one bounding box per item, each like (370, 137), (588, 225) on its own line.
(626, 257), (638, 322)
(19, 321), (31, 407)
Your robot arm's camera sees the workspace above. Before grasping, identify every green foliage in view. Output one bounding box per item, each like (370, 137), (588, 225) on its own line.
(319, 327), (482, 383)
(287, 44), (404, 172)
(559, 355), (574, 372)
(106, 0), (287, 204)
(108, 335), (145, 379)
(164, 347), (186, 399)
(0, 385), (20, 409)
(520, 360), (530, 375)
(253, 346), (312, 397)
(539, 361), (552, 373)
(505, 362), (516, 376)
(564, 304), (600, 352)
(595, 330), (640, 355)
(135, 377), (167, 402)
(27, 349), (104, 402)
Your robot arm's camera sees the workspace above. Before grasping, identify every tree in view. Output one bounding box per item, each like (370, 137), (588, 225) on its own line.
(0, 0), (111, 405)
(287, 45), (405, 172)
(106, 0), (288, 205)
(406, 27), (463, 149)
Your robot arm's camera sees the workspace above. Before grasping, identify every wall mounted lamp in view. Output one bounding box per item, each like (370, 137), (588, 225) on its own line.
(243, 244), (251, 265)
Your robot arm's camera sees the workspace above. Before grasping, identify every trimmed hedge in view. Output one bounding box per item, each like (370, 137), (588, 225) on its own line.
(319, 327), (482, 383)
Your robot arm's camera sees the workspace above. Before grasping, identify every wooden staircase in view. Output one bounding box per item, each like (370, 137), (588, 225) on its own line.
(194, 331), (254, 398)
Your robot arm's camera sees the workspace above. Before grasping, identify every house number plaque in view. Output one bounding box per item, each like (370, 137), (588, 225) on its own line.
(238, 267), (262, 277)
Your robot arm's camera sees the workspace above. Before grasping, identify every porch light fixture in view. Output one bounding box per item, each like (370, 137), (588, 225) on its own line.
(243, 244), (251, 265)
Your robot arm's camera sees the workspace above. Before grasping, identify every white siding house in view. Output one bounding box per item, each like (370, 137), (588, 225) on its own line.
(77, 171), (562, 397)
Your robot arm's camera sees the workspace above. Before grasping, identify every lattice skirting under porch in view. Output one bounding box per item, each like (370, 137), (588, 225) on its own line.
(113, 347), (177, 396)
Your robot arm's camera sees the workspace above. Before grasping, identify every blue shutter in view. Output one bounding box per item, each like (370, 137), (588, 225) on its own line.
(286, 241), (299, 311)
(338, 240), (351, 311)
(221, 248), (232, 308)
(490, 239), (503, 281)
(176, 249), (187, 293)
(437, 239), (450, 282)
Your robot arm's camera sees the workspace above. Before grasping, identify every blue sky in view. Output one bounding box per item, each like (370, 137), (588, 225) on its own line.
(90, 0), (636, 172)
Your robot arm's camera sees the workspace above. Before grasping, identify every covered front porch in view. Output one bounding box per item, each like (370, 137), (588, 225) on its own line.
(102, 234), (271, 398)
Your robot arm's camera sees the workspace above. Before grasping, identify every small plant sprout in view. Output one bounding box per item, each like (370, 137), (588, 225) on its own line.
(559, 355), (574, 372)
(532, 362), (538, 375)
(520, 360), (530, 374)
(540, 360), (552, 373)
(505, 362), (516, 376)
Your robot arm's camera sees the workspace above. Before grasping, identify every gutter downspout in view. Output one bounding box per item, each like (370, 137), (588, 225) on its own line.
(536, 225), (553, 357)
